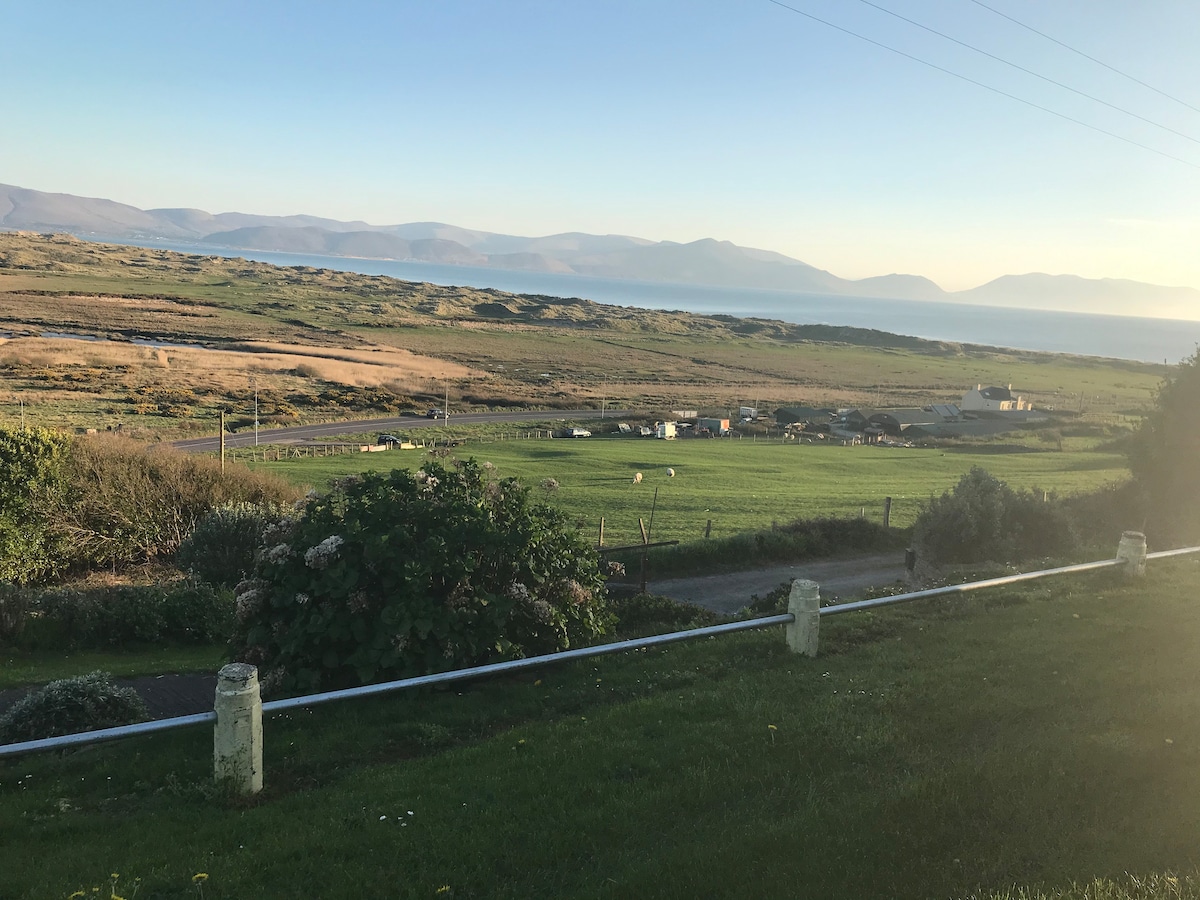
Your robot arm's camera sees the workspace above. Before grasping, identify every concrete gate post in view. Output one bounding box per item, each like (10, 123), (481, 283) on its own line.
(786, 579), (821, 657)
(214, 663), (263, 795)
(1116, 531), (1148, 577)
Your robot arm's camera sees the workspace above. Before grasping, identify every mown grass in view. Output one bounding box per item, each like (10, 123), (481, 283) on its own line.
(0, 645), (226, 691)
(3, 558), (1200, 898)
(252, 437), (1131, 546)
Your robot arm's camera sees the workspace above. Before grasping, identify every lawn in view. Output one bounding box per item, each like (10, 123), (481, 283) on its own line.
(3, 558), (1200, 898)
(251, 437), (1131, 546)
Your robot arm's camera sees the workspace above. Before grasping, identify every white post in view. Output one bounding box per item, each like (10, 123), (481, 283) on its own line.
(786, 579), (820, 657)
(214, 663), (263, 794)
(1116, 531), (1148, 577)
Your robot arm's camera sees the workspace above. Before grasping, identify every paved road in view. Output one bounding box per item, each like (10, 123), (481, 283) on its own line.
(648, 553), (909, 615)
(171, 408), (635, 453)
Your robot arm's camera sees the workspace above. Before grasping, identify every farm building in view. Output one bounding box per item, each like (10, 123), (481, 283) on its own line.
(962, 384), (1032, 411)
(697, 417), (730, 436)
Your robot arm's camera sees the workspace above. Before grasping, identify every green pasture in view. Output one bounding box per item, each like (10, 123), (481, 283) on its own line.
(4, 559), (1200, 899)
(248, 437), (1131, 546)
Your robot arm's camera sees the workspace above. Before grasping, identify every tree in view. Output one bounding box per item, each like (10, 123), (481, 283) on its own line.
(1128, 348), (1200, 543)
(231, 459), (613, 693)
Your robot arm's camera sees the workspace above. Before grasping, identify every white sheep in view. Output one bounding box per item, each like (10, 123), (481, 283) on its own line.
(633, 472), (643, 484)
(666, 467), (675, 477)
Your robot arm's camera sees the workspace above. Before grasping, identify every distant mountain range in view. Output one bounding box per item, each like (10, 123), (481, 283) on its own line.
(3, 182), (1197, 318)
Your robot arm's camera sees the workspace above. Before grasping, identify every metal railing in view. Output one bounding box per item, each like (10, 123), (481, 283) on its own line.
(0, 615), (793, 759)
(2, 542), (1197, 762)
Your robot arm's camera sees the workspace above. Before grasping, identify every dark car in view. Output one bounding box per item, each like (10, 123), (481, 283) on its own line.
(427, 408), (445, 419)
(377, 433), (403, 446)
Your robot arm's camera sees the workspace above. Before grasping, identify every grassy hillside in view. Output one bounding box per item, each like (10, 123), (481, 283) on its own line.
(0, 233), (1164, 436)
(3, 558), (1199, 898)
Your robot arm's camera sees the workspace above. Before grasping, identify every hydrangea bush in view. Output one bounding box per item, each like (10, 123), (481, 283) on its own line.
(231, 459), (613, 693)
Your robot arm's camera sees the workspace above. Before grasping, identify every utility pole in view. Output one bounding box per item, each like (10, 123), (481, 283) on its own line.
(251, 377), (259, 446)
(219, 409), (226, 473)
(444, 379), (450, 422)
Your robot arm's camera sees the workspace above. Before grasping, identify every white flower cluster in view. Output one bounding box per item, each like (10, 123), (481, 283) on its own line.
(415, 470), (440, 495)
(304, 535), (345, 569)
(506, 582), (531, 602)
(235, 588), (263, 622)
(265, 543), (293, 565)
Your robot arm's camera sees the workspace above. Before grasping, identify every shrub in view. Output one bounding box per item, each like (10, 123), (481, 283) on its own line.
(231, 459), (614, 693)
(0, 426), (71, 584)
(610, 592), (722, 638)
(0, 581), (28, 642)
(53, 434), (301, 571)
(1128, 349), (1200, 543)
(176, 501), (292, 589)
(912, 467), (1080, 568)
(24, 579), (234, 649)
(612, 516), (901, 580)
(0, 671), (149, 742)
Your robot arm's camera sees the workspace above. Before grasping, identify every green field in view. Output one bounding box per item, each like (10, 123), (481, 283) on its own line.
(249, 437), (1131, 546)
(4, 559), (1200, 899)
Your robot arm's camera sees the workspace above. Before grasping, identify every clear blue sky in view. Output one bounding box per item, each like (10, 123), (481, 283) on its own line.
(3, 0), (1198, 293)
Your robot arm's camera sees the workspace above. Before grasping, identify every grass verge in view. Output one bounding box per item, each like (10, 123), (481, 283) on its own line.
(3, 559), (1200, 898)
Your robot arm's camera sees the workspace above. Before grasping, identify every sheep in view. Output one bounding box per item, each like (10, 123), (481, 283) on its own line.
(633, 472), (643, 484)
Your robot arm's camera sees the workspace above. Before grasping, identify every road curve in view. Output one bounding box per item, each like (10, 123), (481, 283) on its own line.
(171, 408), (635, 453)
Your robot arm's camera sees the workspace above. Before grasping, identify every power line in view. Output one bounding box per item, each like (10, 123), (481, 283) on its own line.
(967, 0), (1200, 116)
(851, 0), (1200, 147)
(764, 0), (1200, 170)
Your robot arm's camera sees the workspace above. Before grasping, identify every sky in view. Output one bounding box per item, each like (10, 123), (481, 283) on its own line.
(2, 0), (1199, 293)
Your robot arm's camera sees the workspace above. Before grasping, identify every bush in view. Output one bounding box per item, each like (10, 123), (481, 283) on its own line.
(0, 581), (28, 642)
(0, 426), (71, 584)
(23, 579), (234, 649)
(610, 592), (722, 638)
(612, 516), (902, 580)
(232, 459), (614, 693)
(176, 502), (292, 589)
(1128, 349), (1200, 543)
(912, 467), (1080, 568)
(53, 434), (301, 571)
(0, 671), (149, 742)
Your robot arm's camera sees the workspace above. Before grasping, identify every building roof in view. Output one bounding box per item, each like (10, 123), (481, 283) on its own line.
(977, 386), (1014, 401)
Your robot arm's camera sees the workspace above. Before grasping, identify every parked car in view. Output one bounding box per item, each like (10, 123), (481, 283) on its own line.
(426, 408), (444, 419)
(377, 433), (403, 446)
(567, 427), (591, 438)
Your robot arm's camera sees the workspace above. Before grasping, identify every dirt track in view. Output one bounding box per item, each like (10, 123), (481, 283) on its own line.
(648, 552), (909, 615)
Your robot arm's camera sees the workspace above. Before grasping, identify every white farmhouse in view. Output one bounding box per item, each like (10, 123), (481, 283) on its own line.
(962, 384), (1032, 412)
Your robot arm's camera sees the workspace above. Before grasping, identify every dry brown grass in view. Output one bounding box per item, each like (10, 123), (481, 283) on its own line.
(0, 335), (476, 390)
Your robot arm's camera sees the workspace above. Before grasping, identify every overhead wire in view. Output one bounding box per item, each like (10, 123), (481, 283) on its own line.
(966, 0), (1200, 116)
(849, 0), (1200, 146)
(764, 0), (1200, 170)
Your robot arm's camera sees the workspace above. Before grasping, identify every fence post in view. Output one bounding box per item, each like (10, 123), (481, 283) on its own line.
(883, 496), (892, 528)
(1116, 531), (1148, 577)
(214, 663), (263, 795)
(785, 579), (820, 657)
